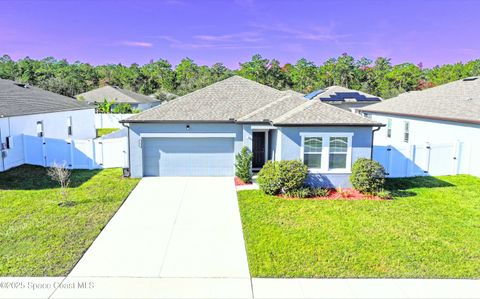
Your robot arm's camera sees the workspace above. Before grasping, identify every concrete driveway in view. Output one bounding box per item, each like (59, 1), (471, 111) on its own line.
(55, 177), (251, 298)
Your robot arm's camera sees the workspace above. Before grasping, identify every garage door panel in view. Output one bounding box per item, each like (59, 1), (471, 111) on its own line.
(143, 138), (234, 177)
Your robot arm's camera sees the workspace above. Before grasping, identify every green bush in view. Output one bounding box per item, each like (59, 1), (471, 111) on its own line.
(310, 187), (330, 197)
(235, 146), (253, 183)
(257, 160), (308, 195)
(278, 160), (309, 193)
(257, 161), (283, 195)
(285, 187), (312, 198)
(350, 158), (386, 195)
(377, 189), (393, 200)
(112, 103), (134, 113)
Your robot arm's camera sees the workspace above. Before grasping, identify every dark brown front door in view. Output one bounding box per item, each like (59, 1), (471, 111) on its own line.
(252, 131), (266, 168)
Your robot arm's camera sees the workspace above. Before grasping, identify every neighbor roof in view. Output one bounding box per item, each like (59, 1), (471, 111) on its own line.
(123, 76), (381, 127)
(0, 79), (92, 118)
(76, 86), (160, 104)
(306, 86), (382, 102)
(360, 77), (480, 125)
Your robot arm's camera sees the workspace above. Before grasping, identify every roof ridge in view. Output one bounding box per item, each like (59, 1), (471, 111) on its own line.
(272, 100), (316, 123)
(237, 94), (301, 121)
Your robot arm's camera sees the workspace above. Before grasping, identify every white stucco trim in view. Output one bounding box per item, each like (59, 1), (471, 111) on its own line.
(251, 125), (277, 130)
(139, 133), (236, 138)
(300, 132), (354, 174)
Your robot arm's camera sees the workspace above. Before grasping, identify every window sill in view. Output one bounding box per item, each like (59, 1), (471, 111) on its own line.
(308, 169), (351, 174)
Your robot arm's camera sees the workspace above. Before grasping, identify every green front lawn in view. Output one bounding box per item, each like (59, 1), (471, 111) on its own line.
(0, 165), (140, 276)
(238, 175), (480, 278)
(96, 128), (119, 137)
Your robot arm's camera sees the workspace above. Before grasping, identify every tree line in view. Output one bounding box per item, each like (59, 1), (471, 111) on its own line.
(1, 53), (479, 100)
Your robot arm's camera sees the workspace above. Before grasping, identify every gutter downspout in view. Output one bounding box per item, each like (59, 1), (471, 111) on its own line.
(371, 125), (382, 159)
(121, 122), (131, 177)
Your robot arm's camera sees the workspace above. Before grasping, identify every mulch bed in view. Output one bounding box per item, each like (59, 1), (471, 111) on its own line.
(280, 188), (384, 201)
(234, 177), (252, 186)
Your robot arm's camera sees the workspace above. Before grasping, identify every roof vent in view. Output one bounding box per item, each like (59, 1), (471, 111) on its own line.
(463, 77), (478, 82)
(14, 82), (30, 88)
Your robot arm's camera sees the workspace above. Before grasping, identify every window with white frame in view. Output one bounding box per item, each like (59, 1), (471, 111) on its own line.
(36, 121), (44, 137)
(303, 137), (322, 168)
(387, 118), (392, 138)
(403, 121), (410, 143)
(329, 137), (348, 169)
(301, 133), (353, 172)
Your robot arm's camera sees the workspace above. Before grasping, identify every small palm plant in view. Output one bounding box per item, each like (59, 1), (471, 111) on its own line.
(96, 98), (113, 113)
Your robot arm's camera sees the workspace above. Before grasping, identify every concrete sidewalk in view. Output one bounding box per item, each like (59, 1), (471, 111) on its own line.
(1, 277), (477, 299)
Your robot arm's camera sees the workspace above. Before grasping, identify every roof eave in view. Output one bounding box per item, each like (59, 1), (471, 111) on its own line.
(273, 122), (385, 127)
(120, 119), (237, 124)
(0, 106), (95, 118)
(360, 110), (480, 125)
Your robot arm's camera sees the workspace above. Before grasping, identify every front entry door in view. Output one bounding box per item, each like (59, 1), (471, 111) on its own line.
(252, 132), (266, 169)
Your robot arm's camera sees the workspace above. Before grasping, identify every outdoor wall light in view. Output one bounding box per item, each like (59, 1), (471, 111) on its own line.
(186, 124), (190, 130)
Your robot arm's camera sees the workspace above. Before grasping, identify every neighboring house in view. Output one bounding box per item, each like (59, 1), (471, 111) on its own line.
(76, 85), (161, 111)
(305, 86), (382, 112)
(121, 76), (382, 187)
(360, 76), (480, 177)
(0, 79), (96, 171)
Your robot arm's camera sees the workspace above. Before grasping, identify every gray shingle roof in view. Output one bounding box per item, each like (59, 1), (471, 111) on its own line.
(123, 76), (381, 126)
(0, 79), (92, 117)
(360, 77), (480, 124)
(273, 100), (380, 126)
(76, 86), (160, 104)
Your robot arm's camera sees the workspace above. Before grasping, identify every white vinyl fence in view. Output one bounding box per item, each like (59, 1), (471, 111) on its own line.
(95, 113), (134, 129)
(373, 141), (480, 178)
(0, 134), (128, 172)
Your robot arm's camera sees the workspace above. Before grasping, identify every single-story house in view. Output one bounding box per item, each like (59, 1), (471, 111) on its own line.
(121, 76), (383, 187)
(0, 79), (95, 171)
(360, 76), (480, 177)
(76, 85), (161, 111)
(305, 86), (382, 113)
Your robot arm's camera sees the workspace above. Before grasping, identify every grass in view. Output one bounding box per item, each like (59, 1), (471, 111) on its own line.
(0, 165), (140, 276)
(96, 128), (119, 137)
(238, 175), (480, 278)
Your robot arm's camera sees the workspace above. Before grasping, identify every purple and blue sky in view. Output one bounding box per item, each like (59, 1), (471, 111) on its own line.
(1, 0), (479, 68)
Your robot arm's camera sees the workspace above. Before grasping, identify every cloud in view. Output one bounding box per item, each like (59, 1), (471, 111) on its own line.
(121, 41), (153, 48)
(250, 22), (349, 42)
(153, 34), (268, 50)
(194, 31), (262, 43)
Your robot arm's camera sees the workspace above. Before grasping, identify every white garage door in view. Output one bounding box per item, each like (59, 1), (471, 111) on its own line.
(142, 137), (235, 176)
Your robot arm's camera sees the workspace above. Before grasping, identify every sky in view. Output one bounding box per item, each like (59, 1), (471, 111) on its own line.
(0, 0), (479, 68)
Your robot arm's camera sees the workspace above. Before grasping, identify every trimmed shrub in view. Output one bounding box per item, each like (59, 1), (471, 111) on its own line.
(257, 161), (283, 195)
(235, 146), (253, 183)
(310, 187), (330, 197)
(278, 160), (309, 193)
(350, 158), (386, 195)
(377, 189), (393, 200)
(285, 187), (312, 198)
(257, 160), (308, 195)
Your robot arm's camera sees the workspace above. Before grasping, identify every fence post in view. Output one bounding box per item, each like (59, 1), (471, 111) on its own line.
(424, 142), (431, 175)
(386, 145), (392, 177)
(22, 134), (27, 165)
(406, 144), (415, 177)
(90, 139), (96, 169)
(69, 140), (74, 169)
(42, 137), (47, 167)
(452, 141), (461, 175)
